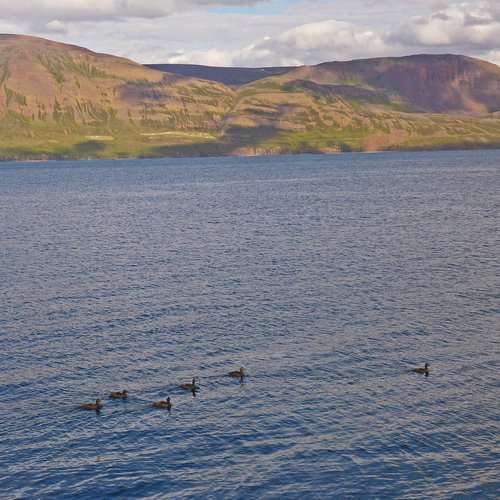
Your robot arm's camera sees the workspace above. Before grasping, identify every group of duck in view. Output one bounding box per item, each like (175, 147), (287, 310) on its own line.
(80, 363), (430, 411)
(79, 367), (245, 411)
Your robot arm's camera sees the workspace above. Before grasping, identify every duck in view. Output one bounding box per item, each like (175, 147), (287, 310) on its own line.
(109, 389), (128, 399)
(152, 397), (172, 409)
(80, 399), (102, 410)
(228, 367), (245, 379)
(412, 363), (430, 374)
(180, 378), (197, 391)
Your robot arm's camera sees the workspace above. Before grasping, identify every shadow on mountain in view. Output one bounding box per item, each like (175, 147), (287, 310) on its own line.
(74, 140), (108, 154)
(222, 126), (283, 152)
(149, 127), (285, 157)
(146, 64), (295, 86)
(149, 141), (225, 158)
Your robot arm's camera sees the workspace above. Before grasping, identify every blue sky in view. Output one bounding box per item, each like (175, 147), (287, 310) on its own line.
(0, 0), (498, 66)
(213, 0), (303, 15)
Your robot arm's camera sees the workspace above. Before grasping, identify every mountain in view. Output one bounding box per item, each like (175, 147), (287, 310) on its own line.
(0, 34), (499, 160)
(282, 54), (500, 113)
(0, 34), (235, 159)
(146, 64), (294, 86)
(148, 55), (500, 113)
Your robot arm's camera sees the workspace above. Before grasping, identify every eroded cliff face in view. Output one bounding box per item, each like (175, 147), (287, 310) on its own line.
(284, 55), (500, 114)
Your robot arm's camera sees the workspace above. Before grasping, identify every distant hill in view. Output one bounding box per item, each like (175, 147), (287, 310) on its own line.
(151, 55), (500, 114)
(283, 54), (500, 114)
(146, 64), (294, 86)
(0, 35), (499, 160)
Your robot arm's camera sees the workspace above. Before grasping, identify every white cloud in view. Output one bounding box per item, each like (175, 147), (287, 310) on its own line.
(164, 18), (392, 66)
(270, 19), (387, 56)
(0, 0), (266, 24)
(155, 2), (500, 67)
(44, 19), (68, 34)
(265, 20), (384, 64)
(487, 50), (500, 66)
(168, 48), (235, 66)
(393, 2), (500, 48)
(0, 0), (498, 67)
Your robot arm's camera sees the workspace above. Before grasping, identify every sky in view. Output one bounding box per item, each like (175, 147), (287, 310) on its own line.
(0, 0), (499, 67)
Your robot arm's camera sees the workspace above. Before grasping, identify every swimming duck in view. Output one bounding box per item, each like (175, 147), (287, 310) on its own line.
(80, 399), (102, 410)
(412, 363), (430, 374)
(109, 389), (128, 399)
(152, 397), (172, 409)
(228, 367), (245, 379)
(180, 378), (197, 391)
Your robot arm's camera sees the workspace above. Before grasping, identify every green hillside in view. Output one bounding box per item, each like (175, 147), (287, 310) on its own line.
(0, 35), (499, 160)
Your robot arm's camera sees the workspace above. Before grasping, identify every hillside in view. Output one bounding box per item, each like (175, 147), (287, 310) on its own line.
(214, 54), (500, 154)
(146, 64), (294, 86)
(0, 35), (499, 160)
(283, 54), (500, 114)
(0, 34), (236, 159)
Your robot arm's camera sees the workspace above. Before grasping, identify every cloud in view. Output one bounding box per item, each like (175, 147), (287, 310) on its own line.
(1, 0), (499, 68)
(271, 19), (387, 63)
(359, 0), (447, 7)
(1, 0), (169, 23)
(230, 2), (500, 66)
(487, 50), (500, 66)
(168, 18), (391, 66)
(45, 19), (68, 34)
(392, 2), (500, 49)
(0, 0), (266, 25)
(168, 48), (235, 67)
(147, 3), (500, 67)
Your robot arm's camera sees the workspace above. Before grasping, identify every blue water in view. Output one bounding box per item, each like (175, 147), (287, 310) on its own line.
(0, 151), (498, 498)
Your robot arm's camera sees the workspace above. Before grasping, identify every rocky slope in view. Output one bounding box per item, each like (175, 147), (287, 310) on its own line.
(282, 54), (500, 114)
(0, 35), (499, 160)
(0, 34), (235, 131)
(149, 55), (500, 114)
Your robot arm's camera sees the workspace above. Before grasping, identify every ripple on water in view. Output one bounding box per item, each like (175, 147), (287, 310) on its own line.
(1, 151), (499, 498)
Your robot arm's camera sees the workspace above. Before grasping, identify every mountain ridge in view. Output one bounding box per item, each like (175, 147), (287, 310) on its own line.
(146, 63), (295, 86)
(0, 34), (499, 160)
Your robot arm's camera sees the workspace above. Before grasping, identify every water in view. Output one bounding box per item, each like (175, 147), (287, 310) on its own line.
(0, 151), (498, 498)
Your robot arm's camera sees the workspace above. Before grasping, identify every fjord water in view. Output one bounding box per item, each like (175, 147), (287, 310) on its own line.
(1, 151), (498, 498)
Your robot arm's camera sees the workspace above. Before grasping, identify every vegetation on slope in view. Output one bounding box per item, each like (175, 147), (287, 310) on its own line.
(0, 35), (499, 160)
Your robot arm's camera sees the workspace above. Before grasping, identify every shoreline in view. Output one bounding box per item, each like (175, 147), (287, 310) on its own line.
(1, 143), (500, 163)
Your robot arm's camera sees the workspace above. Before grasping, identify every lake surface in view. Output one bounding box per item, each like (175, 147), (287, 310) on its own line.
(0, 151), (498, 498)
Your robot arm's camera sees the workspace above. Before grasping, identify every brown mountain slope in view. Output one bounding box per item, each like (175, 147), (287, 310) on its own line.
(0, 35), (499, 159)
(217, 73), (499, 155)
(0, 34), (235, 130)
(276, 54), (500, 114)
(156, 54), (500, 115)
